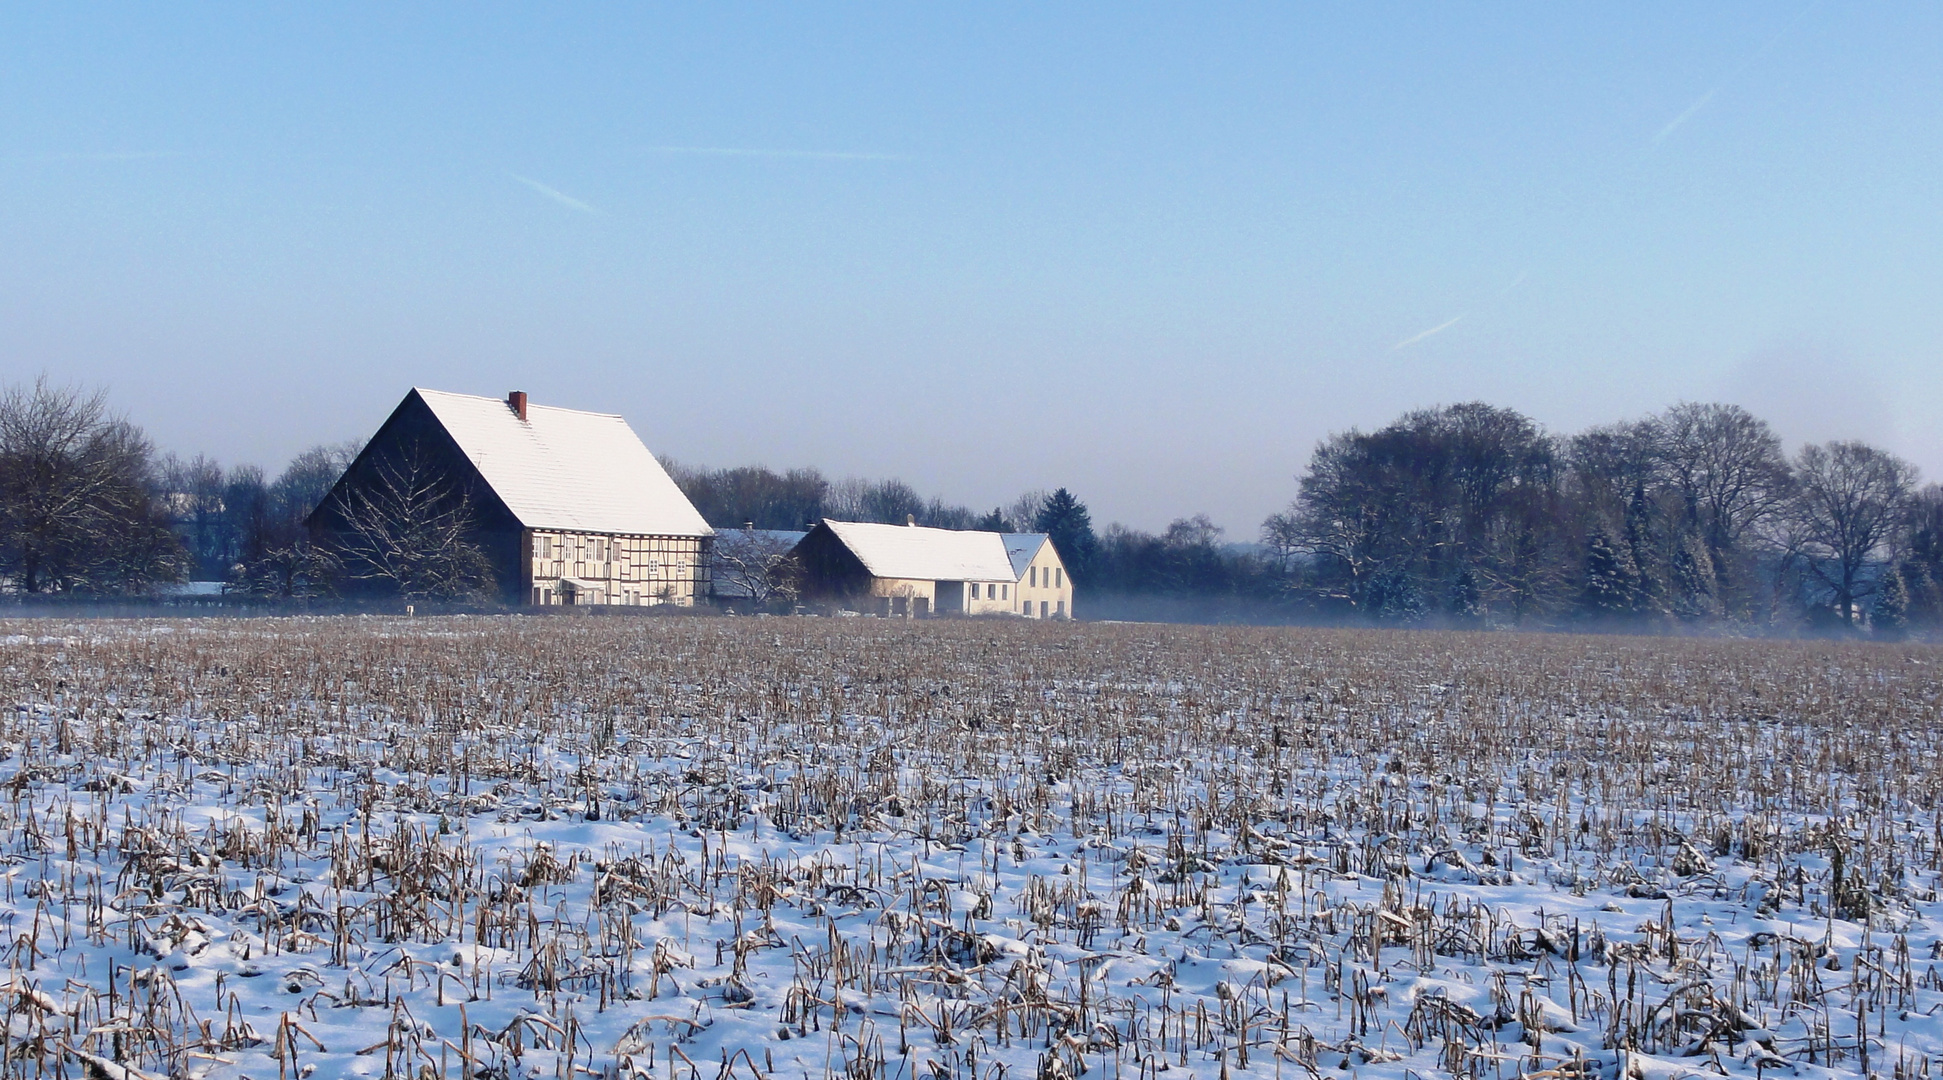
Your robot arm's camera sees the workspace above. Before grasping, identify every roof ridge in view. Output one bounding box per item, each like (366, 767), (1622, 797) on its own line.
(413, 386), (625, 420)
(409, 387), (709, 536)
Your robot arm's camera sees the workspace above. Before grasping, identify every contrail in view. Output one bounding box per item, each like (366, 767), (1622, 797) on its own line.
(10, 151), (183, 164)
(1394, 314), (1465, 351)
(1654, 89), (1719, 146)
(1652, 2), (1817, 147)
(641, 145), (907, 162)
(509, 173), (598, 214)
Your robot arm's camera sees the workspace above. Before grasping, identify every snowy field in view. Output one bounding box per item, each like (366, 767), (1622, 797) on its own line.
(2, 617), (1940, 1080)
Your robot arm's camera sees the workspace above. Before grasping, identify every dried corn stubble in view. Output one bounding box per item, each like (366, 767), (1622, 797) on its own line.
(0, 617), (1939, 1080)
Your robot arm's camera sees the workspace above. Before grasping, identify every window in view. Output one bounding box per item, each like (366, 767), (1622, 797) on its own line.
(1029, 567), (1037, 588)
(1056, 600), (1065, 616)
(1055, 568), (1063, 588)
(1041, 601), (1049, 617)
(1002, 584), (1008, 599)
(984, 583), (994, 599)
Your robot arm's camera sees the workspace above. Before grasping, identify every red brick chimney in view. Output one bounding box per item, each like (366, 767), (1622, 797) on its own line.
(507, 391), (528, 421)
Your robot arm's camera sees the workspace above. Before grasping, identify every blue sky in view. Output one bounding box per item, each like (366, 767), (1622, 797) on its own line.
(2, 4), (1938, 532)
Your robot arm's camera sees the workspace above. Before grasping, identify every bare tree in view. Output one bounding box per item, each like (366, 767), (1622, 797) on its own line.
(1260, 509), (1305, 576)
(1006, 490), (1051, 533)
(667, 461), (830, 530)
(231, 539), (339, 600)
(1784, 440), (1917, 627)
(711, 529), (803, 609)
(272, 442), (359, 522)
(229, 443), (358, 598)
(0, 378), (187, 594)
(158, 453), (231, 578)
(1656, 403), (1793, 604)
(1272, 430), (1411, 609)
(320, 442), (494, 601)
(1269, 404), (1560, 618)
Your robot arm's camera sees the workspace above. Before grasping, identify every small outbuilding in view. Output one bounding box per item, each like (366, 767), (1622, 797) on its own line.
(793, 518), (1073, 617)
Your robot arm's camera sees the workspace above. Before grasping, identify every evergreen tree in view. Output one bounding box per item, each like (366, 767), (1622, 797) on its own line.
(1872, 567), (1910, 639)
(1670, 533), (1717, 621)
(1034, 489), (1098, 582)
(1447, 566), (1482, 622)
(1579, 530), (1638, 618)
(1902, 560), (1941, 629)
(1624, 484), (1666, 615)
(1366, 567), (1427, 623)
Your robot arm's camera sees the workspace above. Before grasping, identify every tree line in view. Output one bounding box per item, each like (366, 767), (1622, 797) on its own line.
(4, 375), (1936, 634)
(672, 401), (1939, 634)
(659, 460), (1060, 535)
(0, 378), (369, 600)
(1264, 401), (1936, 634)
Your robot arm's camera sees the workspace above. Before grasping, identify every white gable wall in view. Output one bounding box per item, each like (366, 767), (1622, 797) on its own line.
(1012, 537), (1073, 618)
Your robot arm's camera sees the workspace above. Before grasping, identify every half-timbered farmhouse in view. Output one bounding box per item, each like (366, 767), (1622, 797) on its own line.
(309, 388), (712, 605)
(793, 519), (1073, 617)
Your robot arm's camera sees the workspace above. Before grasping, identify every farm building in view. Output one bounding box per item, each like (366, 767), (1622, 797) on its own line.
(309, 388), (713, 606)
(793, 518), (1073, 617)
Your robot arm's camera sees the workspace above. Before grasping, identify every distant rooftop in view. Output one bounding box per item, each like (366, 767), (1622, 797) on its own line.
(820, 520), (1020, 581)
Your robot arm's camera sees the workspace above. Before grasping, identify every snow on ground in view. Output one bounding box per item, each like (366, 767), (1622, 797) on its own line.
(0, 617), (1939, 1080)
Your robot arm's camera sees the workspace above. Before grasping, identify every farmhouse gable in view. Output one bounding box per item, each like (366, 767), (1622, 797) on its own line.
(310, 388), (711, 606)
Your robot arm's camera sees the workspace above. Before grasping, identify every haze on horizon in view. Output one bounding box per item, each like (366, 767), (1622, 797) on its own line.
(2, 4), (1938, 534)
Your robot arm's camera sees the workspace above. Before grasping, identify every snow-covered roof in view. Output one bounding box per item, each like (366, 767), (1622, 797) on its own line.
(1001, 534), (1050, 580)
(820, 520), (1018, 582)
(415, 388), (711, 537)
